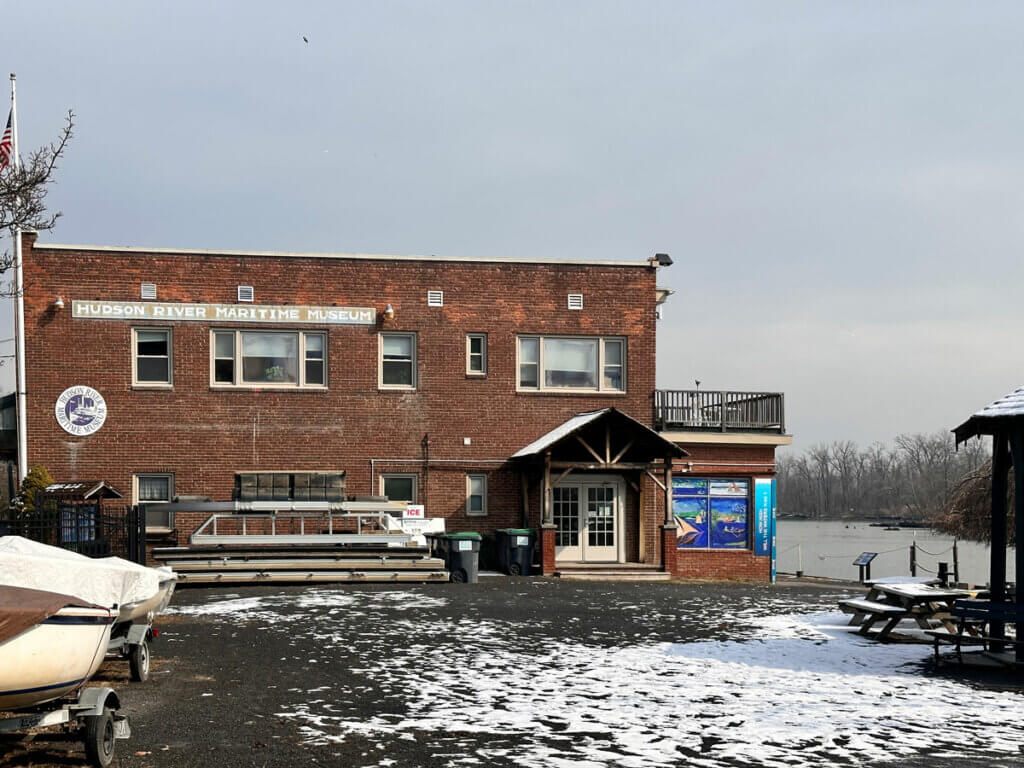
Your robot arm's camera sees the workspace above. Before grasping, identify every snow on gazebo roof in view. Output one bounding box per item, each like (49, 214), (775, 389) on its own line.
(954, 385), (1024, 445)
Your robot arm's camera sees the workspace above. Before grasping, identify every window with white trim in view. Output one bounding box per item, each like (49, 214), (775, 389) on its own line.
(133, 328), (173, 386)
(211, 330), (326, 388)
(136, 473), (175, 529)
(381, 474), (418, 503)
(379, 333), (416, 389)
(466, 333), (487, 376)
(136, 473), (174, 503)
(517, 336), (626, 393)
(466, 474), (487, 516)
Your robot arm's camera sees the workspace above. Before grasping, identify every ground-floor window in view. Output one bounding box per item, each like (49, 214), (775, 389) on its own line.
(135, 473), (174, 528)
(235, 472), (345, 501)
(672, 478), (750, 550)
(136, 473), (174, 503)
(466, 474), (487, 515)
(380, 473), (417, 503)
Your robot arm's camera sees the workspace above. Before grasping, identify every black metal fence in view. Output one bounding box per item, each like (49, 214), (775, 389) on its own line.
(0, 498), (146, 564)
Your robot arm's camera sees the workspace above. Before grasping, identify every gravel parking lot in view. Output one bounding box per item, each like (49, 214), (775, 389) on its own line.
(2, 579), (1023, 768)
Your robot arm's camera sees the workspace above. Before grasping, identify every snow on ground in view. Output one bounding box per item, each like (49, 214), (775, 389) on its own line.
(168, 586), (1024, 767)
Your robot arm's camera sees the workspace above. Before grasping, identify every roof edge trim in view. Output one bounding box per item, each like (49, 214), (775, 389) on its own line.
(31, 242), (652, 269)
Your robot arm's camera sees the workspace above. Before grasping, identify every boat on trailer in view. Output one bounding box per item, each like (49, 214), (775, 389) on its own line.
(0, 585), (115, 710)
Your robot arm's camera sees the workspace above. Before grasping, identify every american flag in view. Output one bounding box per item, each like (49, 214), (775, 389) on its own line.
(0, 111), (12, 173)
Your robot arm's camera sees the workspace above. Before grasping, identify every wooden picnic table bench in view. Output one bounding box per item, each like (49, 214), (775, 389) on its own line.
(927, 600), (1024, 664)
(840, 582), (974, 641)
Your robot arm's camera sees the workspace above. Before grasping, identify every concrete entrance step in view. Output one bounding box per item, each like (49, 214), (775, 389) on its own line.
(555, 563), (670, 582)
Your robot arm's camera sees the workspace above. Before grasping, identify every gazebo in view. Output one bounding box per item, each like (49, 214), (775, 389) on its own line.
(954, 386), (1024, 662)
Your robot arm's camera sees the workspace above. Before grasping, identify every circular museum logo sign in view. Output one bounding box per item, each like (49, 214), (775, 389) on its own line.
(55, 386), (108, 436)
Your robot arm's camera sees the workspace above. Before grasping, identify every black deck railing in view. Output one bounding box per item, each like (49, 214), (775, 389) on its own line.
(654, 389), (785, 433)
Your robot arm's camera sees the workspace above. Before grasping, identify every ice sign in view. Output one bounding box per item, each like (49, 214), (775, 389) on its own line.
(404, 504), (425, 520)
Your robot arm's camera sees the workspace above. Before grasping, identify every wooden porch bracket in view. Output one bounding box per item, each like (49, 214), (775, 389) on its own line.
(644, 469), (666, 492)
(576, 435), (605, 464)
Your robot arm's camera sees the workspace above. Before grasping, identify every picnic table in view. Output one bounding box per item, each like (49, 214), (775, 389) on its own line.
(840, 581), (976, 641)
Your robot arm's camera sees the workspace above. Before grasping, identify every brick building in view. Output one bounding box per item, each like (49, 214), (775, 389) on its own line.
(16, 232), (790, 579)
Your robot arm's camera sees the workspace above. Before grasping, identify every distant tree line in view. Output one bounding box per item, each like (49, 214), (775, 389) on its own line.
(777, 432), (990, 521)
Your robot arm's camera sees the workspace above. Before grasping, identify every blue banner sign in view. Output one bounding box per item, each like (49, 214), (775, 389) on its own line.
(753, 478), (773, 557)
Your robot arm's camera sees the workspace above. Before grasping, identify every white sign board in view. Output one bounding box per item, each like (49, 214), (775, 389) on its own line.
(72, 300), (375, 326)
(54, 386), (107, 436)
(457, 540), (473, 552)
(404, 504), (425, 520)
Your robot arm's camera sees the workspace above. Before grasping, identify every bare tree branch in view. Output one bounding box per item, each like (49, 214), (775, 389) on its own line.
(0, 109), (75, 298)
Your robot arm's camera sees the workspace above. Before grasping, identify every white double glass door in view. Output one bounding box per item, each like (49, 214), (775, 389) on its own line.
(553, 479), (622, 562)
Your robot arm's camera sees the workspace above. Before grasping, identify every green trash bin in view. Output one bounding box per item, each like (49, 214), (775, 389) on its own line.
(495, 528), (536, 576)
(438, 532), (482, 583)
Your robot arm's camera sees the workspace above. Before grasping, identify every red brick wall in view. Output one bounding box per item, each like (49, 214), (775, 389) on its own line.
(21, 233), (658, 540)
(674, 549), (770, 580)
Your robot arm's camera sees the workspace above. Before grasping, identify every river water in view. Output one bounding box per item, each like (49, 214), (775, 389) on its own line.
(776, 519), (1016, 585)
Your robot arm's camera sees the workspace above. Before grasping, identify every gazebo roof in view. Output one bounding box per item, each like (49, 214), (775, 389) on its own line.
(954, 386), (1024, 446)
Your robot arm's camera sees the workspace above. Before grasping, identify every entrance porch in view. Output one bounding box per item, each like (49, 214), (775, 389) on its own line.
(510, 408), (687, 574)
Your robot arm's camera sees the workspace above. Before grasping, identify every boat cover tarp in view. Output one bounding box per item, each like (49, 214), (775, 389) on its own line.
(0, 584), (100, 645)
(0, 536), (174, 612)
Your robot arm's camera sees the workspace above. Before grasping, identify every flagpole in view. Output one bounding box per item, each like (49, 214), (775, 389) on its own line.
(10, 73), (27, 483)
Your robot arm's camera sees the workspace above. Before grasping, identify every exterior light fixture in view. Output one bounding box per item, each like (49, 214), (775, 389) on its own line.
(53, 296), (65, 310)
(384, 303), (395, 321)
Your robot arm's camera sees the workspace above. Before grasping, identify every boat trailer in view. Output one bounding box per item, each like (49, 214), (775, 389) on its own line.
(0, 687), (130, 768)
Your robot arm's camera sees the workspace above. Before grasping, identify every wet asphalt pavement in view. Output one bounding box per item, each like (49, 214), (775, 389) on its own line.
(1, 578), (1022, 768)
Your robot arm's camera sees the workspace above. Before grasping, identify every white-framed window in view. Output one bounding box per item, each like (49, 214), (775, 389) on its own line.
(567, 293), (584, 310)
(210, 330), (327, 388)
(379, 332), (416, 390)
(238, 285), (254, 302)
(517, 336), (626, 393)
(135, 473), (174, 503)
(140, 283), (157, 300)
(135, 473), (175, 529)
(427, 290), (444, 307)
(132, 327), (173, 387)
(466, 473), (487, 516)
(380, 473), (418, 503)
(466, 333), (487, 376)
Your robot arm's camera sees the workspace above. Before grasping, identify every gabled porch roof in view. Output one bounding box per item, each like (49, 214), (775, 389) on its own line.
(511, 408), (687, 464)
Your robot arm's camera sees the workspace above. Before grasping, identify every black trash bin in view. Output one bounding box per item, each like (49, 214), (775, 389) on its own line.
(437, 532), (482, 583)
(496, 528), (536, 576)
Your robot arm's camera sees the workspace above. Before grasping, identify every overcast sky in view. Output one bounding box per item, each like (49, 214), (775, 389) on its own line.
(4, 1), (1022, 451)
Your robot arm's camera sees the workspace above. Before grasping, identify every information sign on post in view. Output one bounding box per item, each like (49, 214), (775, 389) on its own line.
(853, 552), (877, 583)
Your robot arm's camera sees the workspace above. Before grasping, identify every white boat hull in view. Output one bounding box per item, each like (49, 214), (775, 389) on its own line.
(116, 577), (177, 625)
(0, 606), (114, 710)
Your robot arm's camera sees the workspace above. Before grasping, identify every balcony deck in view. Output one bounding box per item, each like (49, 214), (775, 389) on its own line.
(654, 390), (785, 435)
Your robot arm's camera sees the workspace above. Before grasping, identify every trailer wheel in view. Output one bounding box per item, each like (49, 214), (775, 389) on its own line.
(129, 640), (150, 682)
(508, 563), (522, 576)
(83, 708), (115, 768)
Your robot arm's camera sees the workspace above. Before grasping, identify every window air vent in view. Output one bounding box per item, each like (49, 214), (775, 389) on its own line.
(567, 293), (584, 310)
(140, 283), (157, 300)
(237, 285), (255, 303)
(427, 290), (444, 307)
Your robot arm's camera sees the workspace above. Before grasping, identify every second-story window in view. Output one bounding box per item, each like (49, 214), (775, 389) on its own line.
(380, 333), (416, 389)
(466, 333), (487, 376)
(133, 328), (173, 386)
(211, 330), (326, 388)
(517, 336), (626, 393)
